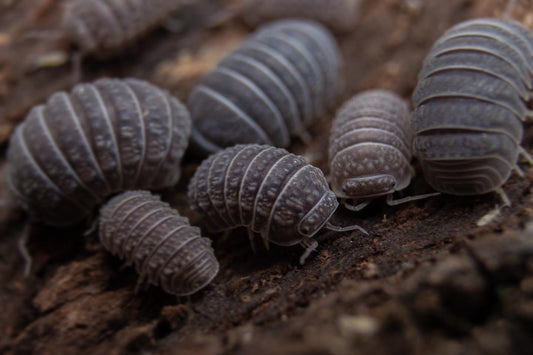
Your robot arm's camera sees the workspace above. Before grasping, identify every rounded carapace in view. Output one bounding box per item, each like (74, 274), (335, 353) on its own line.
(5, 78), (191, 226)
(412, 18), (533, 205)
(99, 190), (219, 296)
(187, 144), (342, 257)
(188, 19), (343, 156)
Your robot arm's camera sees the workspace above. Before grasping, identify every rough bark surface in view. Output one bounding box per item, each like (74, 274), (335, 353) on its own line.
(1, 0), (533, 354)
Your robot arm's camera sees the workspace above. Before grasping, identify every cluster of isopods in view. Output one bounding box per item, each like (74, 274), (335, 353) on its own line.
(5, 0), (533, 297)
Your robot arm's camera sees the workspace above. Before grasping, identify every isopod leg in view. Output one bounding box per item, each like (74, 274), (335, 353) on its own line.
(299, 238), (318, 265)
(18, 224), (32, 277)
(324, 221), (369, 235)
(342, 198), (372, 211)
(247, 229), (257, 253)
(71, 51), (82, 84)
(495, 187), (512, 207)
(297, 130), (312, 144)
(385, 191), (440, 206)
(518, 146), (533, 165)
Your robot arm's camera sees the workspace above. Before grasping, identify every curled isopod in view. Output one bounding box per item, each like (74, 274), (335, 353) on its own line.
(412, 18), (533, 205)
(5, 78), (191, 226)
(241, 0), (359, 33)
(99, 190), (219, 296)
(188, 19), (343, 155)
(62, 0), (182, 55)
(188, 144), (367, 264)
(329, 90), (438, 211)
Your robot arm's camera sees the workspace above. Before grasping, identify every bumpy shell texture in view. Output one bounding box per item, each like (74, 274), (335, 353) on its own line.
(5, 78), (191, 226)
(242, 0), (359, 33)
(329, 90), (413, 199)
(99, 190), (219, 296)
(188, 144), (339, 247)
(62, 0), (183, 55)
(189, 19), (343, 155)
(412, 18), (533, 196)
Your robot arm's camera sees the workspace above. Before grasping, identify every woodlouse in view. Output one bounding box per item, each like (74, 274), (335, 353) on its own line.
(188, 144), (366, 263)
(99, 190), (219, 296)
(329, 90), (437, 210)
(412, 18), (533, 204)
(188, 19), (343, 155)
(5, 77), (191, 226)
(62, 0), (182, 55)
(241, 0), (359, 33)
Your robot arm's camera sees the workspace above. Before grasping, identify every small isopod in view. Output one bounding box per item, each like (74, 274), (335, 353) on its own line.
(241, 0), (359, 33)
(412, 18), (533, 205)
(329, 90), (438, 211)
(188, 144), (367, 264)
(188, 19), (343, 155)
(5, 77), (191, 226)
(99, 190), (219, 296)
(62, 0), (183, 55)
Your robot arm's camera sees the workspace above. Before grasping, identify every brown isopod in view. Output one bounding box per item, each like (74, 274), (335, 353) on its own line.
(5, 77), (191, 226)
(241, 0), (359, 33)
(99, 190), (219, 296)
(329, 90), (439, 210)
(188, 144), (367, 264)
(62, 0), (183, 55)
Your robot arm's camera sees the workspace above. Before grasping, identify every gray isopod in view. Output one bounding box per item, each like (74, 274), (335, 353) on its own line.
(188, 144), (366, 264)
(5, 78), (191, 226)
(62, 0), (183, 55)
(188, 19), (343, 155)
(329, 90), (438, 211)
(99, 190), (219, 296)
(241, 0), (359, 33)
(412, 18), (533, 205)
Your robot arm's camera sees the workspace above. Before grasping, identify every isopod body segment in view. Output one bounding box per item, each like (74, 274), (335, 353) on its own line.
(412, 18), (533, 202)
(188, 19), (343, 155)
(99, 190), (219, 296)
(62, 0), (183, 55)
(241, 0), (359, 33)
(187, 144), (340, 252)
(5, 78), (191, 226)
(328, 90), (414, 206)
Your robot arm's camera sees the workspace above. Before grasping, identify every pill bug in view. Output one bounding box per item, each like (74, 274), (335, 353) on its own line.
(188, 19), (343, 155)
(99, 190), (219, 296)
(188, 144), (367, 264)
(5, 77), (191, 226)
(241, 0), (359, 33)
(412, 18), (533, 204)
(329, 90), (437, 210)
(62, 0), (183, 55)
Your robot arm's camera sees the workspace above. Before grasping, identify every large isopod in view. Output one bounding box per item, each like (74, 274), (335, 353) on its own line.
(241, 0), (359, 33)
(412, 18), (533, 205)
(99, 190), (219, 296)
(62, 0), (183, 55)
(188, 144), (367, 264)
(188, 19), (343, 155)
(5, 78), (191, 226)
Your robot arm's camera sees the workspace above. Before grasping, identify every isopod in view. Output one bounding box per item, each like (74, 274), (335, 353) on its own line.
(99, 190), (219, 296)
(5, 77), (191, 226)
(188, 144), (367, 264)
(241, 0), (359, 33)
(412, 18), (533, 205)
(62, 0), (183, 55)
(188, 19), (343, 155)
(329, 90), (438, 210)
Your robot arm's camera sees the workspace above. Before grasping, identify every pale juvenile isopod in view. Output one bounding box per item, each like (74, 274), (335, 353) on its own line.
(99, 190), (219, 296)
(412, 18), (533, 205)
(241, 0), (359, 33)
(62, 0), (183, 55)
(5, 77), (191, 226)
(329, 90), (438, 210)
(188, 19), (343, 155)
(188, 144), (367, 264)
